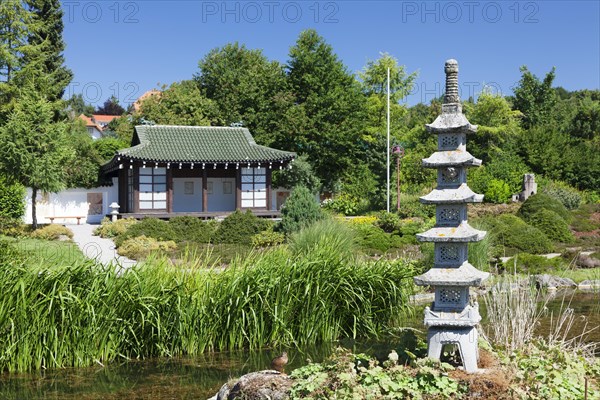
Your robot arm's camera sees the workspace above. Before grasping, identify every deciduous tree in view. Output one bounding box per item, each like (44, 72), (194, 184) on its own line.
(0, 88), (71, 228)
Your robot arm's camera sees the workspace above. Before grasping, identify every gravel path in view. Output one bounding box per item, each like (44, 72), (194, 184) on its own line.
(69, 224), (137, 270)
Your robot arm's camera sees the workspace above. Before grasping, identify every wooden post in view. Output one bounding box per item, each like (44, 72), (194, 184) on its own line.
(118, 169), (127, 213)
(266, 169), (272, 211)
(167, 168), (173, 212)
(202, 169), (208, 212)
(236, 169), (242, 210)
(132, 163), (140, 213)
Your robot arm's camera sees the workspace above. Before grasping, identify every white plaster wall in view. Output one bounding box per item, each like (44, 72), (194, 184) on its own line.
(24, 178), (119, 224)
(207, 178), (235, 212)
(172, 178), (203, 212)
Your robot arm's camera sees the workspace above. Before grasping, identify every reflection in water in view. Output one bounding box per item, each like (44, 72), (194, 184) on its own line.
(0, 290), (597, 399)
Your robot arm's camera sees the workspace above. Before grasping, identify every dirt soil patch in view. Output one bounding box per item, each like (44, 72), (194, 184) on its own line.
(449, 350), (514, 400)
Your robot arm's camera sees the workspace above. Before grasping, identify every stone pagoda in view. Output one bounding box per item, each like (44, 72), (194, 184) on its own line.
(414, 59), (489, 373)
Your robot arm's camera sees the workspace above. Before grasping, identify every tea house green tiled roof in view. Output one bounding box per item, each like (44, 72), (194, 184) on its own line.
(116, 125), (295, 164)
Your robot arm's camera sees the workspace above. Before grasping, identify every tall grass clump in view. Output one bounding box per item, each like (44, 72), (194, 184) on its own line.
(0, 235), (416, 372)
(484, 275), (597, 355)
(288, 218), (356, 259)
(483, 275), (545, 353)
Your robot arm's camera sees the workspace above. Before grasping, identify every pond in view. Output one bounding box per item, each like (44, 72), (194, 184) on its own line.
(0, 290), (597, 400)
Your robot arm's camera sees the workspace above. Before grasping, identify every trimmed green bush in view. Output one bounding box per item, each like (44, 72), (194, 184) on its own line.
(169, 216), (217, 243)
(0, 217), (29, 237)
(114, 217), (175, 247)
(527, 209), (574, 243)
(280, 186), (323, 235)
(30, 224), (73, 241)
(251, 227), (285, 248)
(484, 179), (511, 204)
(517, 193), (571, 222)
(482, 214), (553, 255)
(0, 175), (25, 220)
(214, 210), (270, 245)
(94, 217), (137, 238)
(118, 235), (177, 259)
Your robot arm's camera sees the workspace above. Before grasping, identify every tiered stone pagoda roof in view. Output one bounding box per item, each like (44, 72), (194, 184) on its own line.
(422, 150), (482, 168)
(420, 184), (484, 204)
(416, 222), (486, 242)
(414, 262), (489, 286)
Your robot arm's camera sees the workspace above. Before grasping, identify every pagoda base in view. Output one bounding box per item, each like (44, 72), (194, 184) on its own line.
(427, 326), (480, 373)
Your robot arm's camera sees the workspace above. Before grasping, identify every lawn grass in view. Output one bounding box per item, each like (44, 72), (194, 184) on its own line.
(1, 236), (87, 265)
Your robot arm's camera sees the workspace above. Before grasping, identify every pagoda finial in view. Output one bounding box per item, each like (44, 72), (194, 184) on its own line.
(444, 59), (459, 104)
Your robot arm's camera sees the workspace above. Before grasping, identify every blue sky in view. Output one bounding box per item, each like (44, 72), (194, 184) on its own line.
(61, 0), (600, 107)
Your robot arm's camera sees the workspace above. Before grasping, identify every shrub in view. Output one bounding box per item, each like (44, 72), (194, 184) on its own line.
(94, 217), (137, 238)
(30, 224), (73, 241)
(484, 179), (511, 204)
(541, 181), (582, 210)
(481, 214), (553, 255)
(0, 217), (29, 237)
(114, 218), (175, 247)
(517, 193), (571, 223)
(118, 235), (177, 259)
(214, 210), (270, 245)
(527, 209), (574, 243)
(280, 186), (323, 235)
(251, 227), (285, 248)
(397, 195), (435, 219)
(501, 252), (565, 274)
(376, 212), (400, 233)
(289, 218), (356, 259)
(352, 223), (392, 254)
(0, 175), (25, 220)
(321, 192), (363, 216)
(169, 216), (217, 243)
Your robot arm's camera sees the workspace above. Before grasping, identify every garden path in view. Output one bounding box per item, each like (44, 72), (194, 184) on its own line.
(69, 224), (137, 270)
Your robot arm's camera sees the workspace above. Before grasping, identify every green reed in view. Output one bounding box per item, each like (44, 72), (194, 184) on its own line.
(0, 238), (415, 372)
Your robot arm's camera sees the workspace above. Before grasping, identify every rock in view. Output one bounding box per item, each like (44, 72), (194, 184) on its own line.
(577, 254), (600, 269)
(210, 370), (292, 400)
(578, 280), (600, 290)
(532, 274), (577, 289)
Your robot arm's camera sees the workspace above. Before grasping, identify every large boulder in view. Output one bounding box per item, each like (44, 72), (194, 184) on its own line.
(532, 274), (577, 289)
(209, 370), (292, 400)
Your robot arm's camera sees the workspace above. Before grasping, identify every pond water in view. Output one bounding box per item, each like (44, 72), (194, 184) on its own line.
(0, 290), (597, 400)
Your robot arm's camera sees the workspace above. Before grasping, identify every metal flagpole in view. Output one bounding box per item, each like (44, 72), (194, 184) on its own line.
(386, 67), (390, 212)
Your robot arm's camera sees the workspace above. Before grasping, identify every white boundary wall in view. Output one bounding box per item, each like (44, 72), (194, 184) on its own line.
(24, 178), (119, 225)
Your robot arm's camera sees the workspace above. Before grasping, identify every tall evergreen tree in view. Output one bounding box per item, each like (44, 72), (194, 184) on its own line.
(24, 0), (73, 102)
(285, 29), (366, 189)
(0, 0), (35, 117)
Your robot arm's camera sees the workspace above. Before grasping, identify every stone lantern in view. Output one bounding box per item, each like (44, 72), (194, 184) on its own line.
(414, 59), (489, 373)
